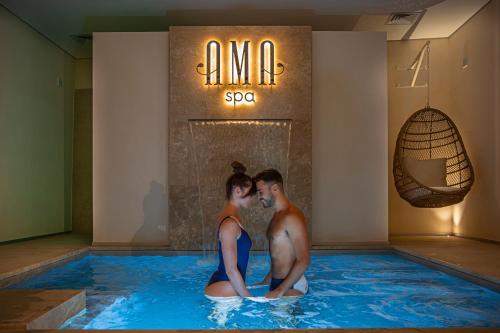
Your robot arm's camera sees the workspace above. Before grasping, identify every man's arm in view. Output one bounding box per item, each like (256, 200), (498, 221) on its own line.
(265, 214), (310, 298)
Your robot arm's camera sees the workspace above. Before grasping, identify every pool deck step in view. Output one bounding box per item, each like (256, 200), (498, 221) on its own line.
(0, 289), (85, 330)
(0, 233), (91, 288)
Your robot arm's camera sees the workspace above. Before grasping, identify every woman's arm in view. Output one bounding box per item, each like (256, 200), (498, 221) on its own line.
(219, 220), (252, 297)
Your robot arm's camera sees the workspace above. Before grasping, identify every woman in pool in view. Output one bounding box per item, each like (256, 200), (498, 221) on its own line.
(204, 161), (255, 298)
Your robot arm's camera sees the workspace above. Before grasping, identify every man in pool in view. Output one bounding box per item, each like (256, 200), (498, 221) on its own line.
(253, 169), (310, 299)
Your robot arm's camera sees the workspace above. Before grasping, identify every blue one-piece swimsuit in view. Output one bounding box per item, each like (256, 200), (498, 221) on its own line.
(208, 216), (252, 285)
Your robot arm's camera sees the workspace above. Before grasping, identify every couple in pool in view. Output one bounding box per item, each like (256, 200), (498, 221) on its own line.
(204, 161), (310, 300)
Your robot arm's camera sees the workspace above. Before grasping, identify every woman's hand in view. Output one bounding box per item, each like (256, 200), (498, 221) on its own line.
(265, 288), (283, 300)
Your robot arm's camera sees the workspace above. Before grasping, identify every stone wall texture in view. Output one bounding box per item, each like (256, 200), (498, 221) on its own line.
(169, 26), (312, 250)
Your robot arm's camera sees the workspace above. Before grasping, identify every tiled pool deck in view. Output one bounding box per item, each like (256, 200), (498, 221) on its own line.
(0, 233), (499, 333)
(0, 234), (91, 286)
(390, 236), (500, 281)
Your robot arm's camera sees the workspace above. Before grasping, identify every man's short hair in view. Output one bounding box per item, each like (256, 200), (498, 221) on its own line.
(254, 169), (284, 190)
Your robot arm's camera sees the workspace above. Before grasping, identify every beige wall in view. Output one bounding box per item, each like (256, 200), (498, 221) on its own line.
(93, 30), (388, 246)
(73, 88), (92, 235)
(93, 13), (499, 244)
(73, 59), (93, 235)
(312, 32), (388, 244)
(93, 32), (168, 245)
(448, 0), (500, 241)
(75, 59), (92, 90)
(388, 0), (500, 241)
(388, 39), (454, 236)
(0, 6), (74, 242)
(497, 0), (500, 226)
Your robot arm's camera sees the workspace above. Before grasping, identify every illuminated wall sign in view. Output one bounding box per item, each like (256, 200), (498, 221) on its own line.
(196, 40), (285, 107)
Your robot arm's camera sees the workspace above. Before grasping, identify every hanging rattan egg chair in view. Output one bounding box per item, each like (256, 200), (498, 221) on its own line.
(393, 107), (474, 208)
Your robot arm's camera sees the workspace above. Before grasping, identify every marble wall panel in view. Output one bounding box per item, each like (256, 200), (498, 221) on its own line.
(169, 26), (311, 249)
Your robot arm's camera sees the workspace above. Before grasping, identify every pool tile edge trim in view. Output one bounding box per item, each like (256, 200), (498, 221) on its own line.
(392, 246), (500, 293)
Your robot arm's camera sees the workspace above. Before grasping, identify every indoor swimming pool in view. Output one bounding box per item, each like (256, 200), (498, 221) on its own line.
(8, 252), (500, 329)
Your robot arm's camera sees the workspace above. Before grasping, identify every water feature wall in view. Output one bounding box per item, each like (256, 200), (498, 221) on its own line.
(190, 120), (292, 250)
(169, 27), (311, 250)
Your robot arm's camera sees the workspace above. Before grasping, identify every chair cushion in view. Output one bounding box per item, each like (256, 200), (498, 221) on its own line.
(403, 157), (447, 187)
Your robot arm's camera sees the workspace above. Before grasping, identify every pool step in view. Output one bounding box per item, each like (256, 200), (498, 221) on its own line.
(0, 289), (85, 330)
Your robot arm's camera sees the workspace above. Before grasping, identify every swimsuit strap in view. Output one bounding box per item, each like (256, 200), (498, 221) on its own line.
(217, 215), (246, 240)
(218, 215), (245, 231)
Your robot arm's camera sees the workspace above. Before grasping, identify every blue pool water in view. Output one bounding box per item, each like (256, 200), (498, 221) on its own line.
(8, 253), (500, 329)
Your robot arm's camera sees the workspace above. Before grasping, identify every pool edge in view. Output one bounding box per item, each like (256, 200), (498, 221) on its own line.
(392, 246), (500, 293)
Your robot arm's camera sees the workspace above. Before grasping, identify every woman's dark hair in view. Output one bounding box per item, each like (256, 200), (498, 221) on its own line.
(225, 161), (255, 200)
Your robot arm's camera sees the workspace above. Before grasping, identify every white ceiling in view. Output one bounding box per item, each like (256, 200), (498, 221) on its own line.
(0, 0), (490, 58)
(411, 0), (490, 39)
(354, 0), (490, 40)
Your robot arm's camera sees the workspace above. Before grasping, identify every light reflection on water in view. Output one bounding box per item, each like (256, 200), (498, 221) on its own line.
(8, 254), (500, 329)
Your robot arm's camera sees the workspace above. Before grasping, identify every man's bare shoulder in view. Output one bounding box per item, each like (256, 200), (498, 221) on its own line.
(283, 205), (306, 226)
